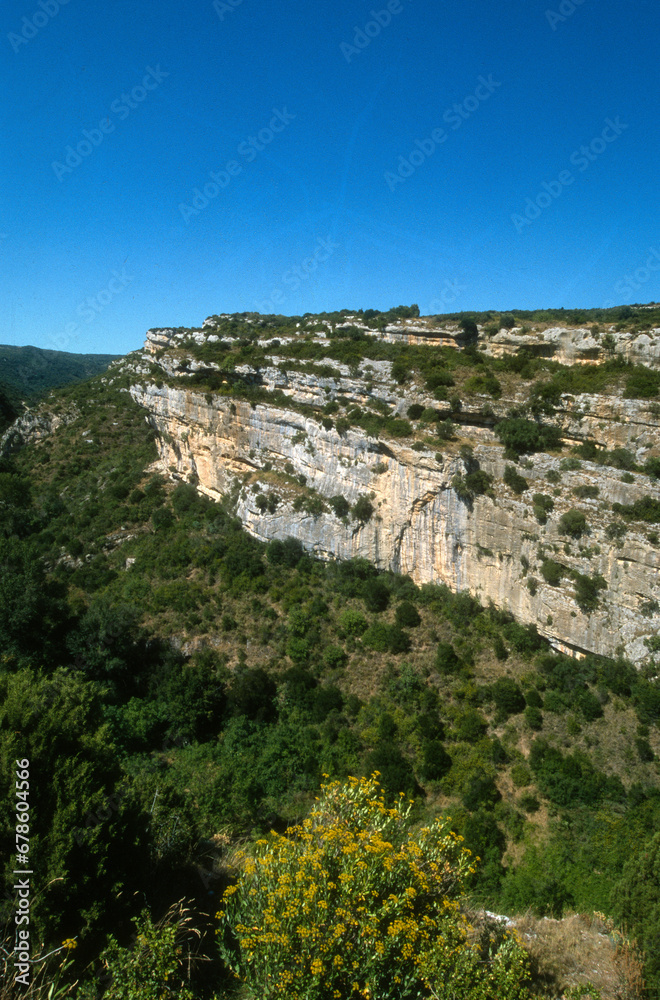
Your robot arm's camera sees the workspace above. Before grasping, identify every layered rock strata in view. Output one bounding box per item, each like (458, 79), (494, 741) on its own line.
(129, 376), (660, 666)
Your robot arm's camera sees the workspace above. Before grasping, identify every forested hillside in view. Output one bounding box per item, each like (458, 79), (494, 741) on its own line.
(0, 343), (119, 401)
(0, 325), (659, 998)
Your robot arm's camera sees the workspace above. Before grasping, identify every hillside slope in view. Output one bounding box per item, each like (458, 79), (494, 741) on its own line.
(120, 310), (660, 666)
(0, 342), (120, 400)
(1, 309), (659, 998)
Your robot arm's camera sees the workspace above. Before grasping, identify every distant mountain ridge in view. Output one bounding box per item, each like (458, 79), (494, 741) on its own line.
(0, 343), (121, 403)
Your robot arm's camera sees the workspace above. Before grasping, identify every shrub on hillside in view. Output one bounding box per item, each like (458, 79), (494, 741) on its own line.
(532, 493), (554, 524)
(362, 622), (411, 654)
(495, 418), (562, 457)
(419, 740), (452, 782)
(540, 559), (563, 586)
(216, 775), (538, 1000)
(559, 509), (588, 538)
(503, 465), (529, 494)
(572, 571), (607, 614)
(612, 496), (660, 523)
(328, 494), (351, 518)
(435, 642), (462, 675)
(491, 677), (526, 715)
(339, 608), (368, 636)
(395, 600), (422, 628)
(612, 830), (660, 993)
(407, 403), (425, 420)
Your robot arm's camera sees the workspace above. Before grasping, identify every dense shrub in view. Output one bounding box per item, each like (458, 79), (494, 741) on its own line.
(572, 689), (602, 723)
(463, 371), (502, 398)
(625, 367), (660, 398)
(540, 559), (563, 586)
(339, 608), (368, 635)
(328, 494), (350, 518)
(503, 465), (529, 494)
(435, 642), (462, 675)
(491, 678), (526, 715)
(572, 571), (607, 614)
(216, 775), (536, 1000)
(524, 705), (543, 730)
(227, 667), (277, 722)
(605, 521), (627, 541)
(572, 484), (599, 499)
(453, 709), (488, 743)
(452, 469), (493, 503)
(529, 739), (625, 807)
(97, 907), (196, 1000)
(644, 456), (660, 478)
(363, 578), (390, 612)
(502, 622), (545, 656)
(362, 622), (411, 654)
(559, 509), (588, 538)
(495, 418), (563, 456)
(613, 496), (660, 523)
(419, 740), (452, 781)
(532, 493), (555, 524)
(267, 536), (305, 567)
(608, 447), (638, 470)
(352, 495), (375, 524)
(395, 600), (422, 628)
(463, 773), (501, 811)
(424, 367), (455, 392)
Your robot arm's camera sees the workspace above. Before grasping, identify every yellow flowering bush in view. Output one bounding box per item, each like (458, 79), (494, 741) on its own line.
(216, 774), (538, 999)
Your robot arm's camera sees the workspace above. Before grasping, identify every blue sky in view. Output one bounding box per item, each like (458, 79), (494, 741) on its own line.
(1, 0), (659, 355)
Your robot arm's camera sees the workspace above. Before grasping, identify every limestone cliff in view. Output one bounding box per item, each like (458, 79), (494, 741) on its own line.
(125, 315), (660, 666)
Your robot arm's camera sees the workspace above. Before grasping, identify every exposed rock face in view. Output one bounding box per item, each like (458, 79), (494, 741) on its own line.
(129, 367), (660, 666)
(0, 405), (79, 456)
(485, 325), (660, 368)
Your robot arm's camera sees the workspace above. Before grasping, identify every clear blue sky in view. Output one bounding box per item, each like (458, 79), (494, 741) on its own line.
(1, 0), (659, 355)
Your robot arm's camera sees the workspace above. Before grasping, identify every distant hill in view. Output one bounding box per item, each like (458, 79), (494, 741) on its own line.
(0, 344), (121, 402)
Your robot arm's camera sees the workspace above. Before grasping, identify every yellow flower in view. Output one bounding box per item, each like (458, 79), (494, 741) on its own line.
(61, 939), (77, 951)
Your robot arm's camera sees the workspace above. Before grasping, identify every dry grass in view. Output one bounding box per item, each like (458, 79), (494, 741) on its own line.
(503, 910), (646, 1000)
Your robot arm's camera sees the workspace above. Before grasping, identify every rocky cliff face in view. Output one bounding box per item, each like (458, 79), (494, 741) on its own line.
(0, 404), (79, 455)
(125, 316), (660, 666)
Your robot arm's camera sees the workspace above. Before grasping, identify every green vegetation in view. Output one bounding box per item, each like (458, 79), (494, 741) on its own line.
(503, 465), (529, 494)
(217, 775), (539, 1000)
(613, 496), (660, 523)
(0, 343), (119, 400)
(571, 571), (607, 614)
(540, 559), (563, 586)
(2, 315), (660, 998)
(532, 493), (555, 524)
(0, 381), (19, 433)
(495, 418), (563, 457)
(559, 509), (588, 538)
